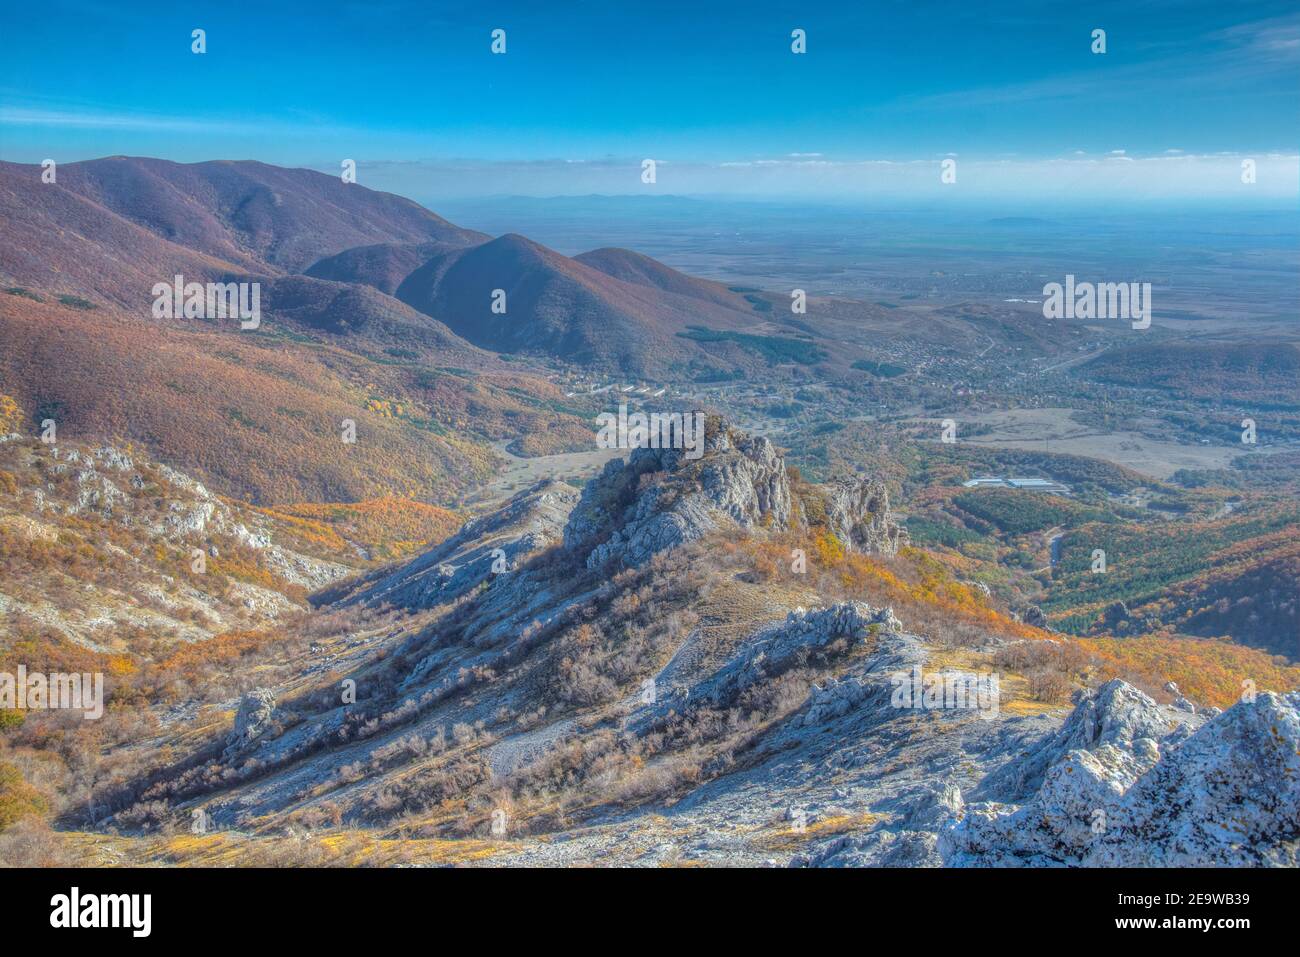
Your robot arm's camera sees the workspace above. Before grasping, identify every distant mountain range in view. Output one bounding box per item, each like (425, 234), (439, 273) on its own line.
(0, 156), (785, 378)
(0, 158), (641, 504)
(6, 155), (486, 277)
(392, 233), (772, 373)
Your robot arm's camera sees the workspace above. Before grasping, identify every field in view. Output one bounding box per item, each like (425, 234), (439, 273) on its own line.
(951, 408), (1244, 479)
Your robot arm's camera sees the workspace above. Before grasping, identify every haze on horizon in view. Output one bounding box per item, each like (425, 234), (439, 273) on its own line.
(1, 0), (1297, 204)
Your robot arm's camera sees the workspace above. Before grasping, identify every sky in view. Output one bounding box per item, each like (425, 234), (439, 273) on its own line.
(1, 0), (1297, 202)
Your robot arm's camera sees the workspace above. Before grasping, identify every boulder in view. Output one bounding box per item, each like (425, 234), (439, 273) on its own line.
(223, 689), (278, 762)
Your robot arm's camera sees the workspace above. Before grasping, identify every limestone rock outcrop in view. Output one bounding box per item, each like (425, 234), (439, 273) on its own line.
(941, 680), (1300, 866)
(564, 419), (793, 569)
(824, 475), (907, 556)
(344, 479), (580, 609)
(223, 689), (278, 762)
(694, 601), (901, 710)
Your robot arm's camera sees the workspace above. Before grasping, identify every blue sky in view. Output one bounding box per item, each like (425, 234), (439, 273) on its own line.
(1, 0), (1297, 200)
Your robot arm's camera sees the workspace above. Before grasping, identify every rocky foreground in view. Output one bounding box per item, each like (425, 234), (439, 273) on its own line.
(86, 418), (1299, 867)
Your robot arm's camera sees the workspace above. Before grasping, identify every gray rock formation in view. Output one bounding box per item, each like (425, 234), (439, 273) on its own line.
(824, 476), (907, 556)
(803, 673), (873, 727)
(905, 781), (967, 830)
(692, 602), (901, 711)
(565, 420), (793, 569)
(941, 681), (1300, 866)
(1164, 680), (1197, 713)
(223, 689), (278, 762)
(980, 679), (1181, 802)
(1019, 604), (1048, 628)
(344, 479), (580, 609)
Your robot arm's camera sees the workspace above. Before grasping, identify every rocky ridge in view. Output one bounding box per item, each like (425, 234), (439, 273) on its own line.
(562, 418), (903, 570)
(87, 418), (1300, 869)
(334, 479), (581, 610)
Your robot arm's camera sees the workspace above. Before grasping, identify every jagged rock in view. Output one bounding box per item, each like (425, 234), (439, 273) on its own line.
(1088, 691), (1300, 866)
(559, 418), (905, 572)
(980, 679), (1179, 801)
(162, 499), (217, 537)
(92, 446), (135, 472)
(791, 828), (941, 868)
(940, 682), (1300, 866)
(692, 602), (900, 710)
(155, 463), (214, 499)
(904, 782), (965, 829)
(223, 689), (277, 761)
(803, 674), (870, 726)
(1020, 604), (1048, 627)
(565, 420), (793, 569)
(823, 476), (906, 556)
(785, 805), (811, 824)
(72, 470), (126, 517)
(345, 479), (580, 609)
(1164, 681), (1196, 713)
